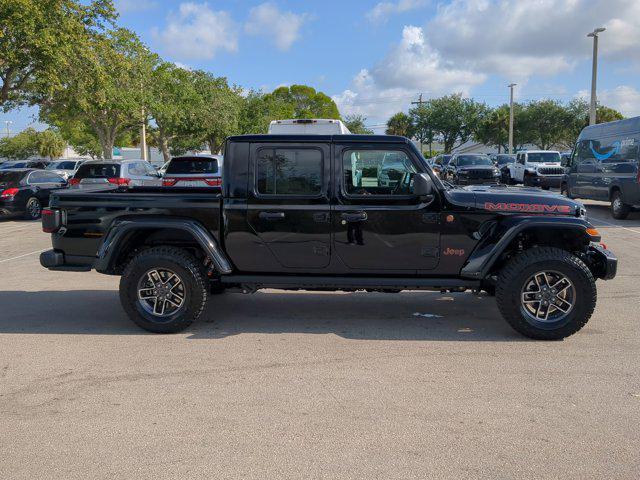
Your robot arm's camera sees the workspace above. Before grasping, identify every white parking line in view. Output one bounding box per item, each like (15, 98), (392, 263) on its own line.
(0, 249), (47, 263)
(590, 217), (640, 236)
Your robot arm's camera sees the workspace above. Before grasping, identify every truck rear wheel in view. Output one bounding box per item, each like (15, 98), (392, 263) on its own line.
(496, 247), (596, 340)
(119, 247), (207, 333)
(610, 190), (630, 220)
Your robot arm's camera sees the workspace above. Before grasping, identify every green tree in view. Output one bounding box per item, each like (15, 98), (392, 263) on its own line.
(385, 112), (414, 138)
(0, 127), (39, 159)
(520, 99), (574, 150)
(37, 129), (66, 159)
(344, 114), (373, 134)
(40, 28), (158, 159)
(564, 99), (624, 148)
(265, 85), (340, 119)
(421, 94), (488, 153)
(409, 105), (434, 154)
(0, 0), (115, 110)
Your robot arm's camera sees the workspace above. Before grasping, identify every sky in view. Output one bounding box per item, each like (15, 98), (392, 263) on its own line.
(2, 0), (640, 135)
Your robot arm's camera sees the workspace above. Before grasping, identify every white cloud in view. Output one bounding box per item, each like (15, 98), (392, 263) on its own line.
(577, 86), (640, 117)
(116, 0), (157, 14)
(153, 3), (238, 60)
(366, 0), (428, 25)
(333, 26), (484, 119)
(245, 3), (309, 51)
(425, 0), (640, 79)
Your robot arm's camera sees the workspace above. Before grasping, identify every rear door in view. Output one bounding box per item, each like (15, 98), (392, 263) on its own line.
(332, 143), (440, 272)
(246, 142), (332, 270)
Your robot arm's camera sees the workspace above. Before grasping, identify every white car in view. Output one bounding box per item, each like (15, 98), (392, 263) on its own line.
(268, 119), (351, 135)
(45, 159), (85, 180)
(508, 150), (564, 189)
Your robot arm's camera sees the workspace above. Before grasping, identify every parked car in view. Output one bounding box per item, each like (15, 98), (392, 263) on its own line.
(431, 154), (452, 175)
(0, 169), (67, 219)
(45, 159), (85, 180)
(561, 116), (640, 219)
(490, 154), (516, 183)
(443, 154), (501, 185)
(162, 155), (223, 187)
(69, 159), (162, 188)
(0, 159), (50, 170)
(268, 119), (351, 134)
(507, 150), (564, 189)
(41, 133), (616, 340)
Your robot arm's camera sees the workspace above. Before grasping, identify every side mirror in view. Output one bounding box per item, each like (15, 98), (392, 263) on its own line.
(413, 173), (435, 199)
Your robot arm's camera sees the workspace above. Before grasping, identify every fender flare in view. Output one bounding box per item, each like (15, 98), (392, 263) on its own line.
(460, 216), (597, 280)
(94, 217), (233, 274)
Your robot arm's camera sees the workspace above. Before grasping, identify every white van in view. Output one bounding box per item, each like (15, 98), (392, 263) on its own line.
(268, 119), (352, 135)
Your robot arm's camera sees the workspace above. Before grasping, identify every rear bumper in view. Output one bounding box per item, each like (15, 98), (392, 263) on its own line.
(587, 244), (617, 280)
(40, 249), (94, 272)
(0, 199), (21, 215)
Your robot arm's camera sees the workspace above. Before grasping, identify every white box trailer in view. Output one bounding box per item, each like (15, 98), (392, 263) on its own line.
(268, 119), (351, 135)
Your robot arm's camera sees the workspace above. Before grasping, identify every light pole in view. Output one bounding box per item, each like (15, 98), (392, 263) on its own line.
(508, 83), (516, 154)
(4, 120), (12, 138)
(587, 27), (606, 125)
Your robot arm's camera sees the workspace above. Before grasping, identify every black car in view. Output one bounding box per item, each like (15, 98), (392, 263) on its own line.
(0, 159), (50, 170)
(41, 134), (616, 340)
(491, 154), (516, 183)
(443, 154), (501, 185)
(0, 169), (67, 219)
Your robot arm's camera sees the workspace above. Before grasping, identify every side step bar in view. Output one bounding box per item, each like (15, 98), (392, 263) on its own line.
(220, 275), (481, 291)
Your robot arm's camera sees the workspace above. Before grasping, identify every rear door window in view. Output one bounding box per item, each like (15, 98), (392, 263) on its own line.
(167, 157), (219, 175)
(75, 163), (120, 179)
(256, 148), (323, 196)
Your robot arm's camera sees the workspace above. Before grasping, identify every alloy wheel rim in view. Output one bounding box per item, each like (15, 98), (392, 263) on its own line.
(520, 270), (575, 323)
(137, 268), (186, 318)
(27, 198), (41, 218)
(613, 196), (622, 213)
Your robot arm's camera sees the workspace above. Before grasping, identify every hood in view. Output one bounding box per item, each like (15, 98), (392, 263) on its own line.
(445, 184), (584, 216)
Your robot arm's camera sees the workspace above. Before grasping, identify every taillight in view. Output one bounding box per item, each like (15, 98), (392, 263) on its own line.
(163, 178), (178, 187)
(1, 187), (19, 199)
(204, 178), (222, 187)
(68, 178), (81, 186)
(107, 177), (130, 186)
(636, 167), (640, 184)
(42, 208), (61, 233)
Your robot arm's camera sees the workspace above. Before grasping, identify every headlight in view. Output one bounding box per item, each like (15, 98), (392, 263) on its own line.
(493, 169), (500, 176)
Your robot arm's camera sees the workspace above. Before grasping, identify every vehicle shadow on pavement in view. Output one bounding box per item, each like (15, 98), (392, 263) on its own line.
(0, 289), (527, 341)
(585, 204), (640, 226)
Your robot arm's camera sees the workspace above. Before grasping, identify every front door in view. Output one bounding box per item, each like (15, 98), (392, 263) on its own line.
(332, 144), (440, 272)
(246, 142), (331, 270)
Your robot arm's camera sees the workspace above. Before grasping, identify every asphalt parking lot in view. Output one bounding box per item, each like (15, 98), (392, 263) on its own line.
(1, 200), (639, 479)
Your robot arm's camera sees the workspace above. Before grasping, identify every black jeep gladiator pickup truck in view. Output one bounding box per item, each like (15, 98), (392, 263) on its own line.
(40, 135), (617, 339)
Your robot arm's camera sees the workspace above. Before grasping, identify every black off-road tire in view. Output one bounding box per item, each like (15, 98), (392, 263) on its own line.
(119, 247), (207, 333)
(610, 190), (630, 220)
(496, 247), (597, 340)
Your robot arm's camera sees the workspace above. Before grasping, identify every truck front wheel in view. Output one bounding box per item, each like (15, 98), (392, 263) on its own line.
(496, 247), (596, 340)
(119, 247), (208, 333)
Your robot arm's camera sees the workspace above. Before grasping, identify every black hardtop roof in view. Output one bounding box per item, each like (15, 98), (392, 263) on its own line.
(227, 134), (412, 144)
(578, 116), (640, 140)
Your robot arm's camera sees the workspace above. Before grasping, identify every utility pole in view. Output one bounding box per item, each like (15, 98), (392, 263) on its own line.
(508, 83), (516, 154)
(140, 108), (148, 161)
(587, 27), (606, 126)
(411, 93), (427, 154)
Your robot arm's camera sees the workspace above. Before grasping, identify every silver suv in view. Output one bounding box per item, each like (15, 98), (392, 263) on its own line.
(69, 160), (162, 188)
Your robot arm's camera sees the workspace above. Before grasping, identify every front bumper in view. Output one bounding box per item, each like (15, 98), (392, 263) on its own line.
(40, 249), (94, 272)
(528, 175), (563, 188)
(587, 244), (617, 280)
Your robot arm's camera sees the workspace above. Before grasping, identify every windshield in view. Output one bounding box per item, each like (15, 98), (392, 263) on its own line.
(74, 163), (120, 179)
(0, 171), (25, 184)
(527, 152), (560, 163)
(496, 155), (515, 165)
(456, 155), (493, 166)
(166, 157), (219, 175)
(47, 161), (79, 170)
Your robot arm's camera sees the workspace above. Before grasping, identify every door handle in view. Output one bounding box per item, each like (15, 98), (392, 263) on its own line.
(259, 211), (285, 220)
(341, 211), (367, 222)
